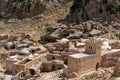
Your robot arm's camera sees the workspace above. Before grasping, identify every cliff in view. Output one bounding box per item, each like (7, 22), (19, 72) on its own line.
(67, 0), (120, 24)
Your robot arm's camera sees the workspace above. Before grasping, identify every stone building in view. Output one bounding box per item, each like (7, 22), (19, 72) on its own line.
(64, 38), (120, 76)
(65, 38), (102, 75)
(42, 60), (64, 72)
(6, 50), (45, 76)
(12, 55), (42, 75)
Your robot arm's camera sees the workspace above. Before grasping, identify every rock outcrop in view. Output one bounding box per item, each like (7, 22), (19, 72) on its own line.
(67, 0), (120, 24)
(40, 20), (120, 44)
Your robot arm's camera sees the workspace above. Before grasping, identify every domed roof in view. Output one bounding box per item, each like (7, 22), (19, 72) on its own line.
(18, 49), (31, 56)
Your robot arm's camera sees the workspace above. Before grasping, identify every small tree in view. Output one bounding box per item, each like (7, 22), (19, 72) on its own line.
(64, 58), (68, 65)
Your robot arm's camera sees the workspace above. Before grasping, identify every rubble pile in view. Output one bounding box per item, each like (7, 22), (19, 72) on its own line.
(96, 68), (113, 80)
(41, 21), (120, 43)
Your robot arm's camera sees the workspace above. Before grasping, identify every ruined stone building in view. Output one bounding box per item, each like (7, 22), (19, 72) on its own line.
(64, 38), (120, 76)
(42, 60), (64, 72)
(6, 48), (46, 76)
(12, 55), (43, 75)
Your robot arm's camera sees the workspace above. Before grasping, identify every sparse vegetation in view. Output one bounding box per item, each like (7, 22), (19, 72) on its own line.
(80, 73), (97, 80)
(46, 27), (55, 33)
(0, 14), (11, 18)
(0, 14), (5, 18)
(107, 4), (120, 14)
(64, 58), (68, 65)
(110, 77), (116, 80)
(102, 0), (107, 4)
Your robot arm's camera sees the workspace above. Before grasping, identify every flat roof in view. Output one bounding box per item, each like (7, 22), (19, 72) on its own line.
(69, 53), (92, 58)
(101, 49), (120, 55)
(69, 49), (120, 58)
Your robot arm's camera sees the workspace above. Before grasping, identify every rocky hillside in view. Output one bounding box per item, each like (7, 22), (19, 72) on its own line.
(0, 0), (72, 41)
(0, 0), (120, 42)
(0, 0), (71, 18)
(67, 0), (120, 24)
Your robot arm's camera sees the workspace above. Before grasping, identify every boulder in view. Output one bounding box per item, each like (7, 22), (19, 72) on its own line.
(67, 32), (83, 39)
(84, 22), (93, 32)
(89, 29), (102, 37)
(4, 42), (16, 50)
(111, 22), (120, 30)
(49, 28), (63, 39)
(59, 28), (70, 38)
(40, 34), (57, 43)
(0, 34), (9, 40)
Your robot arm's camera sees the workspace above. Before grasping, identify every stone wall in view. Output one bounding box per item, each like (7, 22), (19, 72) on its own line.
(12, 55), (44, 75)
(101, 51), (120, 67)
(6, 59), (18, 73)
(85, 39), (101, 54)
(47, 54), (64, 61)
(42, 63), (64, 72)
(79, 55), (101, 73)
(68, 56), (79, 74)
(67, 54), (101, 75)
(113, 58), (120, 77)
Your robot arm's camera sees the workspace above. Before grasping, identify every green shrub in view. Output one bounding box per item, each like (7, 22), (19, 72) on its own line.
(12, 6), (17, 12)
(0, 14), (5, 18)
(107, 4), (118, 14)
(64, 58), (68, 65)
(81, 73), (97, 80)
(99, 8), (103, 14)
(46, 27), (54, 32)
(116, 5), (120, 12)
(102, 0), (107, 4)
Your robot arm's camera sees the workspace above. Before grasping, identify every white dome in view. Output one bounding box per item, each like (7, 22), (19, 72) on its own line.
(18, 49), (31, 55)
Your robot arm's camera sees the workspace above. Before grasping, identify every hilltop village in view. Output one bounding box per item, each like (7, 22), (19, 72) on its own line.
(0, 33), (119, 80)
(0, 0), (120, 80)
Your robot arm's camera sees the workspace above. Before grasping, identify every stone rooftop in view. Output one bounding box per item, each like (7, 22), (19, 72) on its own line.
(69, 53), (92, 58)
(101, 49), (120, 56)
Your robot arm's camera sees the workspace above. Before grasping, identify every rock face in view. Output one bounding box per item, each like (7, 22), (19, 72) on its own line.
(0, 0), (8, 9)
(67, 0), (120, 24)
